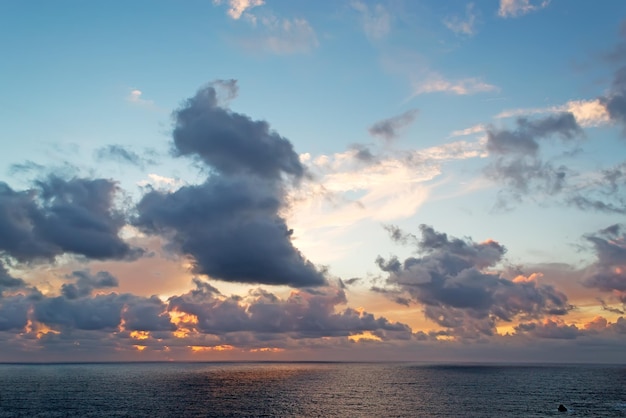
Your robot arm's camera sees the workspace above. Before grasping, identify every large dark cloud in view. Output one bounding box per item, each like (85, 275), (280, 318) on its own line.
(376, 225), (570, 339)
(484, 113), (582, 207)
(135, 176), (324, 287)
(0, 261), (26, 297)
(584, 224), (626, 302)
(0, 176), (142, 263)
(368, 109), (418, 142)
(172, 84), (305, 181)
(135, 83), (325, 287)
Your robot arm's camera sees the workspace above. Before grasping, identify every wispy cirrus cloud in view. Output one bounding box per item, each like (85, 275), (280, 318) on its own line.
(252, 15), (318, 54)
(444, 3), (478, 36)
(213, 0), (264, 20)
(286, 138), (487, 261)
(449, 124), (486, 138)
(213, 0), (317, 54)
(412, 74), (498, 96)
(498, 0), (550, 18)
(351, 1), (392, 41)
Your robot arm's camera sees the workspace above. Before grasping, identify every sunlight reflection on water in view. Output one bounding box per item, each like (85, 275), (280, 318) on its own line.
(0, 363), (624, 417)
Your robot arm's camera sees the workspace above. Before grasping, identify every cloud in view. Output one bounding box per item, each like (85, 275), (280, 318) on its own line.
(61, 270), (119, 300)
(583, 225), (626, 302)
(0, 261), (26, 297)
(368, 109), (418, 141)
(126, 89), (154, 107)
(0, 278), (412, 357)
(449, 124), (486, 138)
(168, 280), (412, 339)
(483, 113), (583, 205)
(135, 177), (325, 287)
(289, 138), (486, 231)
(172, 84), (305, 180)
(135, 83), (325, 288)
(486, 113), (582, 156)
(0, 176), (142, 263)
(251, 16), (319, 54)
(94, 145), (157, 168)
(376, 225), (570, 339)
(33, 292), (173, 332)
(601, 67), (626, 134)
(214, 0), (264, 20)
(567, 161), (626, 214)
(514, 318), (582, 339)
(412, 75), (498, 96)
(351, 1), (391, 41)
(498, 0), (550, 18)
(496, 99), (610, 128)
(444, 3), (478, 36)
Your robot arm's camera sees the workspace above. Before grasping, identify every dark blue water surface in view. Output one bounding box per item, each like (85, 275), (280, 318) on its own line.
(0, 362), (625, 417)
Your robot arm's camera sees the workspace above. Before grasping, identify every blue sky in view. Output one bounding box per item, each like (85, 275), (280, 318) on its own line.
(1, 0), (626, 362)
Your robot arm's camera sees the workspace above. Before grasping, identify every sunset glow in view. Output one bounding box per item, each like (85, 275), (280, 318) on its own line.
(0, 0), (625, 364)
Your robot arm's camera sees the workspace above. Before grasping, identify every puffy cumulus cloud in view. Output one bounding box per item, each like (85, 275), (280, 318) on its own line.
(514, 316), (626, 340)
(0, 277), (412, 359)
(135, 177), (325, 287)
(168, 279), (412, 340)
(61, 270), (119, 300)
(376, 225), (570, 339)
(583, 225), (626, 302)
(483, 113), (583, 207)
(498, 0), (550, 18)
(514, 318), (581, 339)
(172, 84), (304, 181)
(368, 109), (418, 142)
(135, 83), (325, 288)
(0, 261), (26, 297)
(0, 176), (142, 263)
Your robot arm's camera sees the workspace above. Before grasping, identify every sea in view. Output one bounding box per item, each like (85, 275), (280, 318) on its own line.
(0, 362), (624, 417)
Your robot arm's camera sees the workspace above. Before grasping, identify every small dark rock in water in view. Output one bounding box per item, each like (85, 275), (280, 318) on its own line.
(558, 404), (568, 412)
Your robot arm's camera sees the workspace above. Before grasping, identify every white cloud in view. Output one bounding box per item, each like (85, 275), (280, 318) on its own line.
(498, 0), (550, 18)
(351, 1), (391, 41)
(412, 75), (498, 96)
(286, 139), (487, 246)
(444, 3), (477, 36)
(254, 16), (319, 54)
(214, 0), (264, 20)
(449, 124), (486, 138)
(496, 99), (610, 128)
(126, 89), (154, 107)
(138, 174), (185, 192)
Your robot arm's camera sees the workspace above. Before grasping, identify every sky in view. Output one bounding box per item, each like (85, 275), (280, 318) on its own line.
(1, 0), (626, 363)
